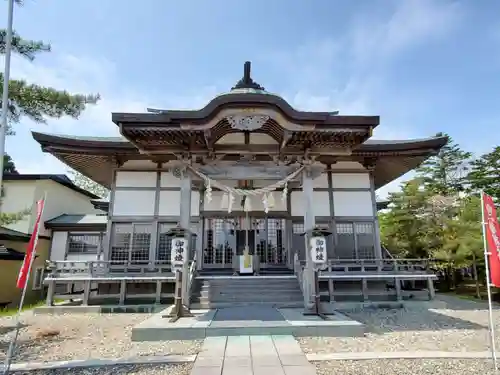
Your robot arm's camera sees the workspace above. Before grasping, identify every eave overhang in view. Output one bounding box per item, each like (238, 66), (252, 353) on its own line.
(113, 107), (379, 154)
(31, 131), (448, 190)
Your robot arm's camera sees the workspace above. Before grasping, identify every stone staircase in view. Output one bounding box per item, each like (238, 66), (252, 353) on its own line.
(190, 276), (304, 308)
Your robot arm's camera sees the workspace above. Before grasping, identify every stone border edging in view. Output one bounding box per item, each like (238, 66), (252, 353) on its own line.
(2, 351), (494, 371)
(307, 351), (492, 361)
(0, 354), (196, 372)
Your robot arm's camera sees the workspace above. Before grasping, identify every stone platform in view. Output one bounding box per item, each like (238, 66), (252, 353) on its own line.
(131, 305), (364, 341)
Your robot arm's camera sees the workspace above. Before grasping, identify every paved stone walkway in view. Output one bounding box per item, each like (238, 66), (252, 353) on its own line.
(190, 335), (316, 375)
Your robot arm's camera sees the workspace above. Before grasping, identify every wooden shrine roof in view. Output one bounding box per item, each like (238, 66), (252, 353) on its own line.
(31, 131), (448, 190)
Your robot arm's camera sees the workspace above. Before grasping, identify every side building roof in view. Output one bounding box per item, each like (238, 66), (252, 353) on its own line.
(4, 173), (101, 200)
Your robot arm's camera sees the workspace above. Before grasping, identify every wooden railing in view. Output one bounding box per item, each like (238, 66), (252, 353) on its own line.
(45, 260), (175, 279)
(184, 253), (197, 306)
(295, 258), (434, 274)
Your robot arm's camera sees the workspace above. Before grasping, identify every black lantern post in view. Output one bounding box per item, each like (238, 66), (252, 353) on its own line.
(163, 225), (194, 322)
(301, 226), (332, 319)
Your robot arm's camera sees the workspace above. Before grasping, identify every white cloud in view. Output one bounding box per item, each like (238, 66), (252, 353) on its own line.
(4, 0), (462, 197)
(3, 52), (217, 175)
(263, 0), (463, 197)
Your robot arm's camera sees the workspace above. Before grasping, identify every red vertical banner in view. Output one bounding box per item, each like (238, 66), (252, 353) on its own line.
(16, 199), (45, 289)
(483, 193), (500, 286)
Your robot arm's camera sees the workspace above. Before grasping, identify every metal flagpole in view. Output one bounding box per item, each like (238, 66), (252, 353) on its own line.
(0, 0), (15, 191)
(2, 194), (46, 375)
(480, 190), (499, 373)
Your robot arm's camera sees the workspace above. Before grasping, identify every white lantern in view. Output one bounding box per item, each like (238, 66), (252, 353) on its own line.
(308, 228), (331, 266)
(172, 236), (188, 269)
(167, 225), (190, 271)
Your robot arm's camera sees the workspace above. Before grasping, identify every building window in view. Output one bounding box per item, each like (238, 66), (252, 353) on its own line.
(292, 223), (305, 234)
(335, 222), (375, 259)
(67, 233), (103, 255)
(110, 223), (152, 263)
(32, 267), (44, 290)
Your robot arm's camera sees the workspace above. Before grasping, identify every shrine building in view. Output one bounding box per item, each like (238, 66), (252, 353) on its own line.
(33, 62), (445, 309)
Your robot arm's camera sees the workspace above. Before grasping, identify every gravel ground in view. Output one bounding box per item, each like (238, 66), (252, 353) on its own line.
(299, 295), (500, 354)
(315, 359), (496, 375)
(10, 363), (193, 375)
(0, 312), (201, 362)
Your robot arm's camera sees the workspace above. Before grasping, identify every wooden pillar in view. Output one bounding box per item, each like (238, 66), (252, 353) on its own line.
(180, 168), (192, 306)
(369, 170), (383, 259)
(155, 280), (162, 304)
(119, 280), (126, 305)
(302, 167), (315, 312)
(361, 261), (368, 301)
(395, 277), (402, 301)
(46, 280), (55, 306)
(327, 265), (334, 302)
(149, 166), (162, 263)
(82, 280), (91, 306)
(427, 277), (436, 300)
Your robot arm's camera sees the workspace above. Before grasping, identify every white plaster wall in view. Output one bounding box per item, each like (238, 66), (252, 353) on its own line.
(49, 231), (67, 261)
(290, 191), (329, 217)
(330, 161), (365, 170)
(313, 173), (329, 188)
(1, 181), (36, 234)
(121, 160), (157, 169)
(203, 191), (225, 211)
(115, 171), (156, 188)
(202, 191), (286, 212)
(113, 190), (155, 216)
(333, 191), (374, 217)
(191, 191), (201, 216)
(331, 173), (370, 189)
(160, 172), (181, 188)
(37, 180), (99, 236)
(156, 191), (201, 216)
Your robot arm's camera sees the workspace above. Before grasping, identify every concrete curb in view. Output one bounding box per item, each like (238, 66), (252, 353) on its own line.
(307, 351), (492, 361)
(0, 354), (197, 372)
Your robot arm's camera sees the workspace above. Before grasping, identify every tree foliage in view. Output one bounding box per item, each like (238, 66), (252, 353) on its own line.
(69, 171), (109, 199)
(3, 153), (17, 174)
(0, 0), (99, 226)
(468, 146), (500, 202)
(415, 132), (471, 195)
(380, 134), (500, 295)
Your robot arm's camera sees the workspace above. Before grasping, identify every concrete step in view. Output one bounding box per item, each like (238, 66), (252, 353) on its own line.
(190, 301), (304, 309)
(197, 284), (301, 291)
(192, 290), (302, 300)
(199, 284), (300, 291)
(192, 298), (304, 305)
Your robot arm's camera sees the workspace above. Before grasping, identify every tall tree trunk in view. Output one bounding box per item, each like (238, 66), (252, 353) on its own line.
(472, 253), (481, 299)
(446, 263), (453, 291)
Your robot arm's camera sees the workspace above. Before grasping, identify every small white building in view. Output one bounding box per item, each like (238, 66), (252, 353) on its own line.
(32, 62), (446, 309)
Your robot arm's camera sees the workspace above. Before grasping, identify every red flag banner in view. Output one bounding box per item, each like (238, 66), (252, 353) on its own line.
(16, 199), (45, 289)
(483, 192), (500, 286)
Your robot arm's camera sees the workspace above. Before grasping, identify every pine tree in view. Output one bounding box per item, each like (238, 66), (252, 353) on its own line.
(0, 1), (99, 226)
(3, 153), (17, 174)
(416, 132), (471, 195)
(467, 146), (500, 202)
(379, 179), (431, 258)
(0, 3), (99, 134)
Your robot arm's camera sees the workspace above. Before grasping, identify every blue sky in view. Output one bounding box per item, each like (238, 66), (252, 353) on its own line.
(1, 0), (499, 197)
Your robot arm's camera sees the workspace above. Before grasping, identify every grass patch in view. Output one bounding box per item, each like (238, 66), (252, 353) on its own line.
(439, 282), (500, 303)
(0, 299), (63, 316)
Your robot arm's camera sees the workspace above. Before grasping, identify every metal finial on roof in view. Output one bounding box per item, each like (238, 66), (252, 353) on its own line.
(231, 61), (266, 91)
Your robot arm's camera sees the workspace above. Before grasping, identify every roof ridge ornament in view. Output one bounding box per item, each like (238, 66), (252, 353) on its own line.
(231, 61), (266, 91)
